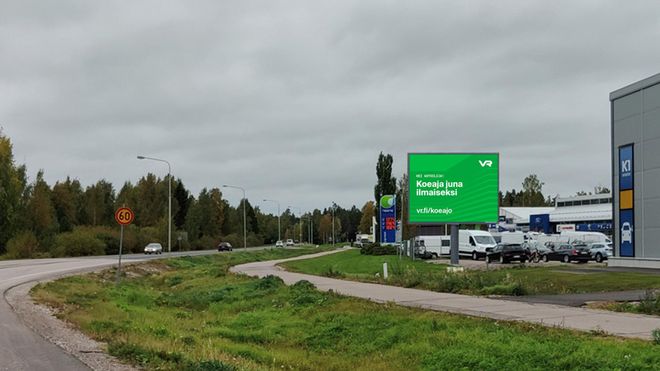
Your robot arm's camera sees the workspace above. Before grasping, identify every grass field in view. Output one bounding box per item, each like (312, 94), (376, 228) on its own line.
(281, 249), (660, 296)
(31, 247), (660, 371)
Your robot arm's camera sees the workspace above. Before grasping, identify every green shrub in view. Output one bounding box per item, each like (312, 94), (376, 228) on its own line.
(5, 230), (40, 259)
(191, 235), (217, 250)
(360, 243), (398, 255)
(53, 230), (106, 257)
(289, 280), (327, 306)
(255, 275), (285, 290)
(322, 266), (344, 278)
(136, 227), (162, 250)
(479, 282), (527, 296)
(653, 328), (660, 345)
(637, 290), (660, 316)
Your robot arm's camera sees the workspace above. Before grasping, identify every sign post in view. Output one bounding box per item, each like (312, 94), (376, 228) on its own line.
(379, 195), (397, 245)
(408, 153), (499, 265)
(114, 207), (135, 285)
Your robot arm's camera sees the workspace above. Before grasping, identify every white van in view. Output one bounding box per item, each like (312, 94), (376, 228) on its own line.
(414, 235), (450, 257)
(459, 230), (497, 260)
(560, 231), (612, 245)
(492, 231), (525, 245)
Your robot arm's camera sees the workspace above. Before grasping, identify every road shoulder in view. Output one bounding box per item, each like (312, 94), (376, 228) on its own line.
(5, 279), (137, 371)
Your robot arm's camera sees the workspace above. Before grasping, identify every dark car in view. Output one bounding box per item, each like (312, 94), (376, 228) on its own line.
(485, 243), (527, 264)
(541, 243), (591, 263)
(217, 242), (233, 252)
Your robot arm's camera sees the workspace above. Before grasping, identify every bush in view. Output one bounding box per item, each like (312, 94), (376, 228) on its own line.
(5, 231), (40, 259)
(191, 235), (218, 250)
(136, 227), (162, 250)
(653, 328), (660, 345)
(53, 229), (106, 257)
(321, 266), (344, 278)
(360, 243), (398, 255)
(74, 226), (122, 255)
(637, 290), (660, 316)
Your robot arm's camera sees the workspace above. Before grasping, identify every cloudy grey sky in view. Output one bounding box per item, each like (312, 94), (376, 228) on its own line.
(2, 1), (659, 212)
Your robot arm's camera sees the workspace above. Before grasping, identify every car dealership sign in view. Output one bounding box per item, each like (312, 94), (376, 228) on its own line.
(408, 153), (499, 224)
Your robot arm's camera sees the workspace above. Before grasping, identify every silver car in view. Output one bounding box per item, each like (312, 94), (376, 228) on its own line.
(588, 242), (612, 263)
(144, 242), (163, 255)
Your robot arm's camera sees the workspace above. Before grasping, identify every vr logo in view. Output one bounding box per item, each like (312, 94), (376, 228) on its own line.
(479, 160), (493, 167)
(622, 159), (631, 173)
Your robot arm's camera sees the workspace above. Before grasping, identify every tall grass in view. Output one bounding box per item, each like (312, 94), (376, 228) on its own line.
(32, 248), (660, 371)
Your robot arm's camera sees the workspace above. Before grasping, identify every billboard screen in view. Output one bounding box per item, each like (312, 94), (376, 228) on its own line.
(408, 153), (499, 224)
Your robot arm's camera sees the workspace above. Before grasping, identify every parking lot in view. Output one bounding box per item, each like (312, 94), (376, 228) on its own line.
(425, 256), (605, 271)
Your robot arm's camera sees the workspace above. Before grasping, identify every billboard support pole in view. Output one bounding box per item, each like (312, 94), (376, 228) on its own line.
(450, 224), (459, 265)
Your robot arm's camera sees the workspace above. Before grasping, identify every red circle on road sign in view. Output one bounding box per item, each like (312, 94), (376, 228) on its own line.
(115, 207), (135, 225)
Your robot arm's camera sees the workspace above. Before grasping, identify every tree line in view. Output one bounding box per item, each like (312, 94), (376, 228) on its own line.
(0, 131), (369, 258)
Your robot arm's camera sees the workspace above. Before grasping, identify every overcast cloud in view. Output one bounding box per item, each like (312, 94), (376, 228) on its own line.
(2, 1), (660, 212)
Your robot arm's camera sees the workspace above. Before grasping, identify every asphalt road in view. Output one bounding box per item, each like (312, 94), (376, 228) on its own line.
(0, 247), (271, 371)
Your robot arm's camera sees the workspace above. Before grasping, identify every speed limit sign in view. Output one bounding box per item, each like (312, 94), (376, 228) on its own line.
(115, 207), (135, 225)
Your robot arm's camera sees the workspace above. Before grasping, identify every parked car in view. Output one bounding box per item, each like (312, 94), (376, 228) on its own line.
(541, 243), (591, 263)
(217, 242), (233, 252)
(485, 243), (527, 264)
(144, 243), (163, 255)
(275, 240), (284, 248)
(588, 242), (613, 263)
(286, 239), (295, 246)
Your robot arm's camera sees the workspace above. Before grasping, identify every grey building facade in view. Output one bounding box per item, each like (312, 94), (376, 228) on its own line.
(610, 73), (660, 269)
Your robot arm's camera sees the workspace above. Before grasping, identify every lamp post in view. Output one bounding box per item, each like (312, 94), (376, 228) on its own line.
(331, 202), (336, 247)
(223, 185), (247, 249)
(288, 206), (303, 244)
(137, 155), (172, 255)
(263, 199), (281, 242)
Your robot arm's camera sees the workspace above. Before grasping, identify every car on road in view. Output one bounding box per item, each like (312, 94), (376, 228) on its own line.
(275, 240), (284, 248)
(588, 242), (613, 263)
(217, 242), (233, 252)
(485, 243), (527, 264)
(286, 239), (295, 246)
(144, 243), (163, 255)
(541, 243), (591, 263)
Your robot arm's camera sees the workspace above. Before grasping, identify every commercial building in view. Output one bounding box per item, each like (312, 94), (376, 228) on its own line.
(497, 193), (612, 234)
(609, 73), (660, 269)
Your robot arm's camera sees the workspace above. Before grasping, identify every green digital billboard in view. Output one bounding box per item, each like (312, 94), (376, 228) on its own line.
(408, 153), (499, 224)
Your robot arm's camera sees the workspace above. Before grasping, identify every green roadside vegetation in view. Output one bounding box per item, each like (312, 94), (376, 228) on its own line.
(281, 250), (660, 296)
(587, 291), (660, 316)
(32, 248), (660, 371)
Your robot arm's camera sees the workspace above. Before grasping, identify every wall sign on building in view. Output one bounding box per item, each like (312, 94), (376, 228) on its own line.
(618, 144), (634, 257)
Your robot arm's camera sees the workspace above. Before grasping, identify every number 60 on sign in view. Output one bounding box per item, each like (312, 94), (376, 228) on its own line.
(115, 207), (135, 225)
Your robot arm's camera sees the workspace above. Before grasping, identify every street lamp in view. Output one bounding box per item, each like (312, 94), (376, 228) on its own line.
(263, 199), (281, 242)
(331, 202), (336, 247)
(137, 155), (172, 255)
(223, 185), (247, 249)
(288, 206), (303, 244)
